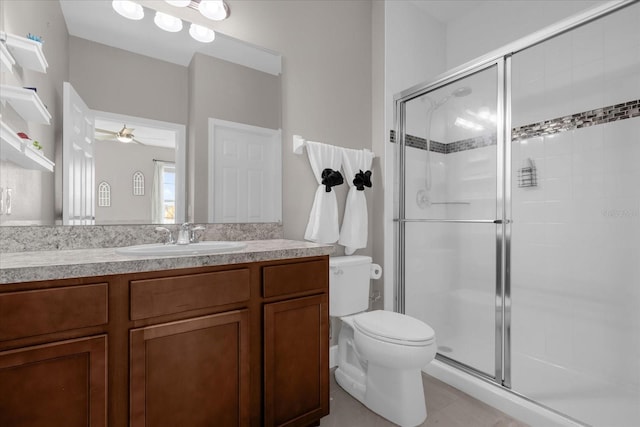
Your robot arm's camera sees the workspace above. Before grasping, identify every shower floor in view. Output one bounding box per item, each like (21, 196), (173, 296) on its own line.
(436, 337), (640, 426)
(511, 352), (640, 427)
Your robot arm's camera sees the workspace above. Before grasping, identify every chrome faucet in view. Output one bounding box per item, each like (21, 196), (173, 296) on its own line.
(155, 226), (175, 245)
(190, 225), (206, 243)
(176, 223), (206, 245)
(177, 223), (192, 245)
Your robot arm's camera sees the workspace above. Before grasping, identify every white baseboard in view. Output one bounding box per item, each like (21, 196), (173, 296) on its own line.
(330, 345), (338, 369)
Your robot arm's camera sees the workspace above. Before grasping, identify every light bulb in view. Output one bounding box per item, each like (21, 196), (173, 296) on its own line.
(189, 23), (216, 43)
(165, 0), (191, 6)
(199, 0), (228, 21)
(154, 11), (183, 32)
(112, 0), (144, 20)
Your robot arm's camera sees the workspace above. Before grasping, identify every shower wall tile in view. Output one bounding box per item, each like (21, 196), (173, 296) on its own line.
(511, 117), (640, 389)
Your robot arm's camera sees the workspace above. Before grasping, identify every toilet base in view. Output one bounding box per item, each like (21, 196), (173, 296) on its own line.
(335, 363), (428, 427)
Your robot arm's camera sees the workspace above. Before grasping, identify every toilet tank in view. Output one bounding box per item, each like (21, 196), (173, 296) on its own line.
(329, 256), (374, 317)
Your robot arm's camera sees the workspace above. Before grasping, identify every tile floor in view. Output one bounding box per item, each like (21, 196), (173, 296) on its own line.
(320, 370), (530, 427)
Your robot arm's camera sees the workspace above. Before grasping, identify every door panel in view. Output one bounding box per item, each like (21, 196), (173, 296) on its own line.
(264, 294), (329, 427)
(209, 119), (281, 223)
(63, 82), (95, 225)
(400, 64), (502, 380)
(130, 311), (249, 427)
(0, 336), (107, 427)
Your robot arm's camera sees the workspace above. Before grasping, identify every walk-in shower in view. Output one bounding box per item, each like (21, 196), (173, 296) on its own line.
(417, 86), (473, 209)
(394, 2), (639, 426)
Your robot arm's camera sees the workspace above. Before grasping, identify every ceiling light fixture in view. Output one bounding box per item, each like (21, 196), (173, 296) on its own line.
(117, 134), (134, 143)
(154, 11), (183, 32)
(116, 125), (135, 143)
(199, 0), (229, 21)
(189, 23), (216, 43)
(112, 0), (144, 20)
(112, 1), (226, 43)
(165, 0), (191, 6)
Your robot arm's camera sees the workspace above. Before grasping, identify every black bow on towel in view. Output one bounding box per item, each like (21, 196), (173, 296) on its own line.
(353, 170), (372, 191)
(321, 168), (344, 192)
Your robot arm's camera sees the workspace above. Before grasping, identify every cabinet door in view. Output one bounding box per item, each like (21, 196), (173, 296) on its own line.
(130, 310), (249, 427)
(264, 294), (329, 427)
(0, 335), (107, 427)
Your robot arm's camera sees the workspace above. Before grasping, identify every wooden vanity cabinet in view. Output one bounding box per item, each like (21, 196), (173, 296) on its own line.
(0, 255), (329, 427)
(0, 281), (109, 427)
(127, 267), (252, 427)
(263, 260), (330, 427)
(130, 310), (250, 427)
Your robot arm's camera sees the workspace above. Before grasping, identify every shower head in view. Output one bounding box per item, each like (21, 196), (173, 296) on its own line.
(452, 86), (472, 97)
(421, 86), (473, 109)
(434, 86), (472, 107)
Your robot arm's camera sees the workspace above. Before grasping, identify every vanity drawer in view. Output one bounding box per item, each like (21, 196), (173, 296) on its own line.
(130, 269), (250, 320)
(0, 284), (108, 341)
(262, 260), (328, 298)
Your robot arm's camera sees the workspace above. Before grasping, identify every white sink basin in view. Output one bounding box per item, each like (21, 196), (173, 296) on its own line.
(115, 241), (247, 256)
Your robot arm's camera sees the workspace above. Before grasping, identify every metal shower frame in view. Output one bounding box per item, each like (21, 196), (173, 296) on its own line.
(393, 0), (635, 392)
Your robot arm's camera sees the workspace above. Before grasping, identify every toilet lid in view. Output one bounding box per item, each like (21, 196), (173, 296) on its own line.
(353, 310), (435, 345)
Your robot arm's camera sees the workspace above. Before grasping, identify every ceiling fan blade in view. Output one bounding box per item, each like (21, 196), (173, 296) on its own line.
(95, 128), (118, 135)
(120, 126), (135, 135)
(133, 138), (146, 145)
(95, 134), (116, 140)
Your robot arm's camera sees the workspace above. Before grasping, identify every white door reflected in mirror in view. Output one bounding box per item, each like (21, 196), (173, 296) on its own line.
(208, 118), (282, 223)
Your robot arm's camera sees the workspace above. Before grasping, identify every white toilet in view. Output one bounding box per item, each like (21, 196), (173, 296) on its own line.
(330, 256), (436, 427)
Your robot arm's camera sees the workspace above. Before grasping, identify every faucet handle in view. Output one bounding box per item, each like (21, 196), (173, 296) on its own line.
(190, 225), (206, 243)
(181, 222), (192, 230)
(155, 226), (175, 245)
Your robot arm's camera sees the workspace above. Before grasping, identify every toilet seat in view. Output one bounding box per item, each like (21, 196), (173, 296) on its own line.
(353, 310), (435, 347)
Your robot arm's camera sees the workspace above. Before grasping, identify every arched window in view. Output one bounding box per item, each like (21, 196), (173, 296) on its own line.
(133, 171), (145, 196)
(98, 181), (111, 207)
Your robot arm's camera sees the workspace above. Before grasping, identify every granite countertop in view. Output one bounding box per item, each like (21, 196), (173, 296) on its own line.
(0, 239), (334, 284)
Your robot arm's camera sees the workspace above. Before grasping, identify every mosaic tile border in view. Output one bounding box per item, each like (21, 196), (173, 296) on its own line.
(390, 130), (494, 154)
(391, 99), (640, 153)
(512, 99), (639, 140)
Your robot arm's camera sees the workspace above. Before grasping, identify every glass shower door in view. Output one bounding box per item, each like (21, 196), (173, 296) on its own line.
(399, 64), (504, 379)
(510, 4), (640, 425)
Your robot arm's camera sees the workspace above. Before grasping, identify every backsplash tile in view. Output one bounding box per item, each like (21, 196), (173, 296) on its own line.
(0, 223), (284, 253)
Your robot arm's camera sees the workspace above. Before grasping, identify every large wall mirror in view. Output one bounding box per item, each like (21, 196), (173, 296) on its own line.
(0, 0), (282, 226)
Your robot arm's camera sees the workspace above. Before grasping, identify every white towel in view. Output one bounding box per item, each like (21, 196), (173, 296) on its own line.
(339, 148), (374, 254)
(304, 141), (343, 243)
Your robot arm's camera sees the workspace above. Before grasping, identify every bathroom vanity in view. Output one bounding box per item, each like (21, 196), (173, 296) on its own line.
(0, 240), (331, 427)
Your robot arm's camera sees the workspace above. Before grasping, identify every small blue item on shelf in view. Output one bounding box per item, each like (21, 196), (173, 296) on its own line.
(26, 33), (44, 44)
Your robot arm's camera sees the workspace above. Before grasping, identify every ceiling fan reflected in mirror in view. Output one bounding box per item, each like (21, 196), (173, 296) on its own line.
(95, 124), (142, 144)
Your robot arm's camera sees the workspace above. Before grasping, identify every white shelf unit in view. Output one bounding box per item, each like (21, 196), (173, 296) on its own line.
(0, 120), (54, 172)
(1, 32), (47, 73)
(0, 85), (51, 125)
(0, 42), (15, 74)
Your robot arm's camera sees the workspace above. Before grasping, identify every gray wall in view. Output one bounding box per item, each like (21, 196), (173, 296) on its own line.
(94, 140), (175, 224)
(68, 36), (189, 125)
(207, 1), (374, 252)
(0, 0), (69, 225)
(188, 53), (281, 222)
